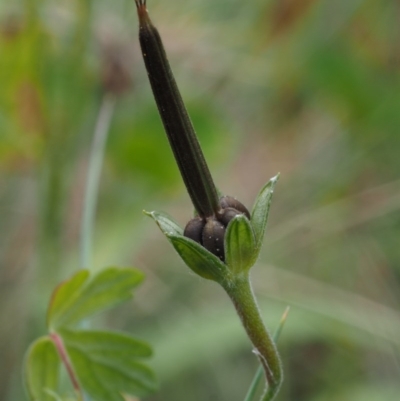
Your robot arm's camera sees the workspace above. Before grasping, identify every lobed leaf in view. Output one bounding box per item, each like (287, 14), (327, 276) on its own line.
(24, 336), (60, 401)
(60, 329), (153, 359)
(61, 329), (156, 401)
(47, 267), (144, 330)
(251, 174), (280, 258)
(225, 215), (256, 274)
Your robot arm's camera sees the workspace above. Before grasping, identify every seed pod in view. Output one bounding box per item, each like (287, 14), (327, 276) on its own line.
(135, 0), (220, 218)
(217, 207), (242, 227)
(202, 218), (226, 261)
(184, 196), (251, 261)
(184, 217), (205, 245)
(220, 196), (251, 219)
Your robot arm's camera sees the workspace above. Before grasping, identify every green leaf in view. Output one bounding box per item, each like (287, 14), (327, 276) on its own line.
(24, 336), (60, 401)
(225, 215), (256, 274)
(144, 210), (183, 236)
(61, 329), (153, 358)
(47, 267), (144, 330)
(169, 235), (231, 282)
(251, 174), (280, 257)
(61, 329), (157, 401)
(39, 390), (65, 401)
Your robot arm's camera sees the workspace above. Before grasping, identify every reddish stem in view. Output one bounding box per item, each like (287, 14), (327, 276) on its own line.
(50, 332), (81, 394)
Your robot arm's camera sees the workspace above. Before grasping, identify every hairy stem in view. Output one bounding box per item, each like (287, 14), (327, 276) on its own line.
(244, 307), (289, 401)
(222, 275), (283, 401)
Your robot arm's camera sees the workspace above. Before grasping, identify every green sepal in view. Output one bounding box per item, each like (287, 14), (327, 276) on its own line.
(251, 174), (279, 260)
(60, 329), (157, 401)
(225, 214), (256, 274)
(145, 210), (231, 283)
(24, 336), (60, 401)
(169, 235), (231, 282)
(143, 210), (183, 236)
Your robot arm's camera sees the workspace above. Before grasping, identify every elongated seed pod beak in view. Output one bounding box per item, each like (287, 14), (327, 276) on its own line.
(134, 0), (220, 218)
(135, 1), (252, 262)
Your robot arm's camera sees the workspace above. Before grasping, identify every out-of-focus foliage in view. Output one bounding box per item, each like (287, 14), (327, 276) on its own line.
(0, 0), (399, 400)
(25, 267), (156, 401)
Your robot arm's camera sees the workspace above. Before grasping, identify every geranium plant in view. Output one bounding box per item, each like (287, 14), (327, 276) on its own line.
(23, 2), (286, 401)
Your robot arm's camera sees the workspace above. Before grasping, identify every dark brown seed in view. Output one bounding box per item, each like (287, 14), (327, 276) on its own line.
(217, 207), (241, 227)
(202, 218), (226, 261)
(184, 217), (206, 245)
(219, 196), (251, 219)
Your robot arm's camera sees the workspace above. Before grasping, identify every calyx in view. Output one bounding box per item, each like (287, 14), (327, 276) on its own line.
(184, 196), (250, 261)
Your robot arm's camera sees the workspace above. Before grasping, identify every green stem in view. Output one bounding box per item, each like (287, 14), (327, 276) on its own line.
(78, 94), (115, 401)
(244, 364), (264, 401)
(222, 275), (283, 401)
(80, 94), (116, 269)
(244, 307), (289, 401)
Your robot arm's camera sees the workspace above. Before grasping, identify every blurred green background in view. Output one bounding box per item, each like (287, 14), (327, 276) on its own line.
(1, 0), (400, 400)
